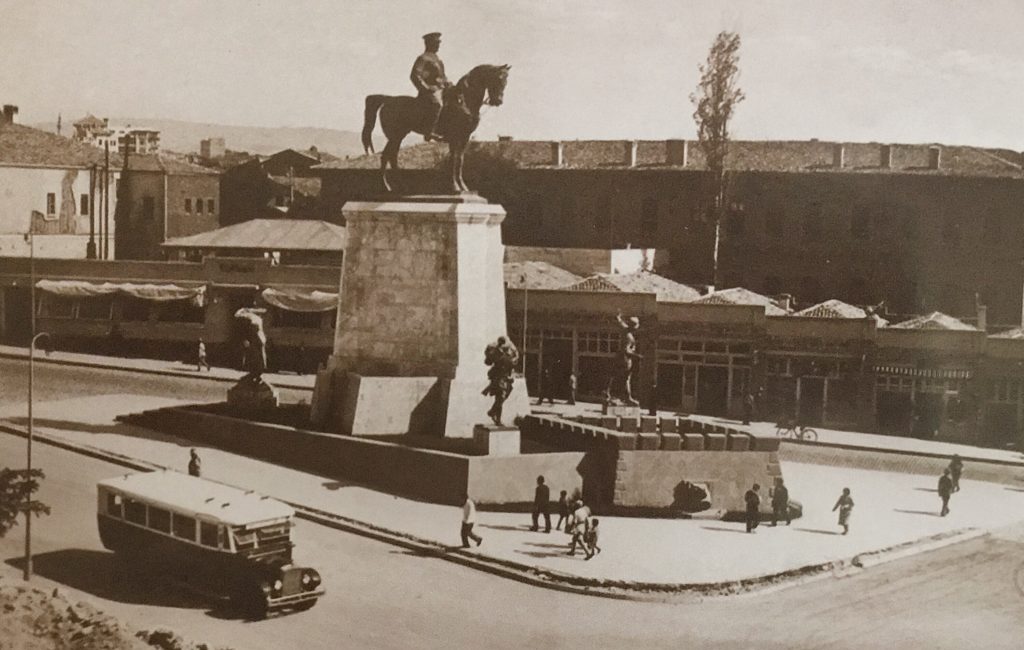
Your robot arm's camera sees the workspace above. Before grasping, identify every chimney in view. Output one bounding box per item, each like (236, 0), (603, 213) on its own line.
(977, 304), (987, 332)
(550, 141), (564, 167)
(624, 140), (638, 168)
(880, 144), (892, 169)
(928, 145), (942, 170)
(776, 294), (793, 312)
(832, 143), (845, 169)
(1, 104), (17, 125)
(666, 139), (689, 166)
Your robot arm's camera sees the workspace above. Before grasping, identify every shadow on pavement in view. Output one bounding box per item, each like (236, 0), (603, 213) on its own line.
(480, 523), (533, 532)
(913, 487), (938, 493)
(700, 525), (748, 534)
(5, 417), (127, 436)
(893, 508), (942, 517)
(793, 527), (842, 536)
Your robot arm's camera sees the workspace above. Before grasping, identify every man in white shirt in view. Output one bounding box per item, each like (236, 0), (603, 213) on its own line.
(461, 495), (483, 548)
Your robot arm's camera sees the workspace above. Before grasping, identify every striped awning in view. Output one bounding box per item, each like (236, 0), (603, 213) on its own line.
(873, 365), (972, 379)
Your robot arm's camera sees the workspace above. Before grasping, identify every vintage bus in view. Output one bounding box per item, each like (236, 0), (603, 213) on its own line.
(97, 470), (324, 617)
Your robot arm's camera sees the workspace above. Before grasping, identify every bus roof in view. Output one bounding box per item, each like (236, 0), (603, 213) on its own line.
(97, 470), (294, 527)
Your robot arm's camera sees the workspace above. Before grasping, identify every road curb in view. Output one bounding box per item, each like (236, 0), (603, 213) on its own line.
(0, 421), (988, 602)
(781, 437), (1024, 469)
(0, 350), (314, 392)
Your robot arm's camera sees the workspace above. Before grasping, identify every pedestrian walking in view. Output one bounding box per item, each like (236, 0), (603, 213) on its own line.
(196, 338), (211, 372)
(832, 487), (854, 535)
(567, 500), (590, 556)
(530, 475), (551, 532)
(744, 483), (761, 533)
(460, 495), (483, 548)
(770, 477), (790, 526)
(583, 518), (601, 560)
(537, 368), (555, 405)
(187, 448), (201, 477)
(742, 392), (755, 425)
(949, 455), (964, 492)
(938, 468), (953, 517)
(568, 373), (577, 406)
(555, 490), (569, 531)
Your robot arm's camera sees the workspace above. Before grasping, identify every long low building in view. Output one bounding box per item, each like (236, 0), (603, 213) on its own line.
(1, 256), (1022, 449)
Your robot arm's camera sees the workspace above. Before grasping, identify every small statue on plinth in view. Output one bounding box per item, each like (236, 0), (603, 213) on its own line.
(228, 308), (279, 409)
(605, 312), (642, 406)
(482, 336), (519, 426)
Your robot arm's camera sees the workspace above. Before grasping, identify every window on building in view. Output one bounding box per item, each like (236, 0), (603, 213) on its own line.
(274, 308), (323, 329)
(80, 194), (89, 216)
(38, 295), (75, 318)
(682, 366), (697, 397)
(185, 198), (192, 213)
(155, 299), (204, 323)
(46, 193), (56, 217)
(142, 196), (155, 219)
(802, 203), (823, 241)
(641, 197), (658, 233)
(207, 198), (215, 214)
(121, 297), (152, 322)
(78, 295), (113, 320)
(196, 198), (204, 215)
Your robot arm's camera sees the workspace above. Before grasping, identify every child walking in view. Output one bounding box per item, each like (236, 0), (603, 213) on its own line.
(555, 490), (569, 531)
(583, 518), (601, 560)
(832, 487), (854, 535)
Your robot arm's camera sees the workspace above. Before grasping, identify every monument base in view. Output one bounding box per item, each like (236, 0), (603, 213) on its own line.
(227, 378), (279, 410)
(602, 403), (642, 417)
(312, 368), (530, 438)
(473, 424), (521, 456)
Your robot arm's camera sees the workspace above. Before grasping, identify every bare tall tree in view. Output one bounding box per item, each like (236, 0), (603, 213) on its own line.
(691, 31), (745, 289)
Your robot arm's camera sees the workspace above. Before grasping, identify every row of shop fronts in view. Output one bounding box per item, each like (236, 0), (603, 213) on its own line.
(3, 255), (1024, 448)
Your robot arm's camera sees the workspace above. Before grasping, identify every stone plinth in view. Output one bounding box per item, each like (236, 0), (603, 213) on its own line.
(311, 196), (530, 438)
(603, 404), (642, 418)
(473, 424), (521, 456)
(227, 378), (279, 410)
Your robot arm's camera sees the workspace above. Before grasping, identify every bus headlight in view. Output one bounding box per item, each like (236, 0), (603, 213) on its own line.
(301, 570), (321, 591)
(272, 579), (283, 594)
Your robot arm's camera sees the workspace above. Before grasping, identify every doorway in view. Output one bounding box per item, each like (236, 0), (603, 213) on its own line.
(540, 338), (573, 400)
(697, 366), (729, 416)
(798, 377), (825, 426)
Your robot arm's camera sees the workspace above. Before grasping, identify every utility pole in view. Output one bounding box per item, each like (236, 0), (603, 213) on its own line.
(87, 164), (97, 259)
(103, 141), (110, 259)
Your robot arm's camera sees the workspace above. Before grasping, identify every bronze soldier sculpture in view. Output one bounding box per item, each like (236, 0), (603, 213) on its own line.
(483, 336), (519, 425)
(410, 32), (450, 142)
(235, 308), (268, 383)
(362, 33), (510, 192)
(605, 313), (642, 406)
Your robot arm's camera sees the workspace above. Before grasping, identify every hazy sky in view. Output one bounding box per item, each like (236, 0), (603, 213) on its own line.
(4, 0), (1024, 148)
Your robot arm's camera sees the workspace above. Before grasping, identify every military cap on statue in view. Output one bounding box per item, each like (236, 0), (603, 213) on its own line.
(423, 32), (442, 41)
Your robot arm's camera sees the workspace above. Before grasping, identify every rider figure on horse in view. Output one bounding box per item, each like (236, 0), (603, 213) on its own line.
(411, 32), (450, 142)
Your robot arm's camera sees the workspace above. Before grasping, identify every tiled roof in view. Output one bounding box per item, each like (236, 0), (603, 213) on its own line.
(563, 271), (701, 303)
(73, 114), (104, 127)
(503, 261), (582, 290)
(0, 122), (105, 167)
(794, 299), (889, 325)
(161, 219), (346, 251)
(127, 153), (218, 175)
(315, 139), (1024, 178)
(692, 287), (789, 315)
(889, 311), (978, 331)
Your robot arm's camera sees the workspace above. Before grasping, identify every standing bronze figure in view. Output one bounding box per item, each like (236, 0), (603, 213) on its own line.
(362, 33), (510, 193)
(235, 308), (268, 383)
(482, 337), (519, 426)
(605, 313), (642, 406)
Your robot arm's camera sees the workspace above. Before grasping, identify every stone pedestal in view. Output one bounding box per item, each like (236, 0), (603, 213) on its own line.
(311, 195), (530, 438)
(227, 378), (279, 410)
(473, 424), (521, 456)
(602, 404), (642, 418)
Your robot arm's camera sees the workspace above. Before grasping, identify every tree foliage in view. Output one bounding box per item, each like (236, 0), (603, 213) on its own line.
(0, 468), (51, 538)
(690, 31), (745, 287)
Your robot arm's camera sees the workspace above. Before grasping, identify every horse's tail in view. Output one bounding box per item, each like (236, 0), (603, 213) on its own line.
(362, 95), (388, 153)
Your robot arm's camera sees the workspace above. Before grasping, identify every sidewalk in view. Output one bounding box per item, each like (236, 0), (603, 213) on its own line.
(3, 392), (1023, 588)
(0, 344), (315, 391)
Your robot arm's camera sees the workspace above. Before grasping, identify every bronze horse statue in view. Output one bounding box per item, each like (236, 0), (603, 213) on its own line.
(362, 64), (510, 193)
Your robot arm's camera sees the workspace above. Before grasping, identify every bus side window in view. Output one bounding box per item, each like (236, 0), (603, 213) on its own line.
(172, 513), (196, 542)
(199, 521), (219, 548)
(106, 492), (123, 518)
(149, 507), (171, 534)
(124, 499), (146, 525)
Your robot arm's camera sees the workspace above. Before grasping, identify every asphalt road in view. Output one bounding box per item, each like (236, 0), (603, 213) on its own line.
(2, 359), (1024, 649)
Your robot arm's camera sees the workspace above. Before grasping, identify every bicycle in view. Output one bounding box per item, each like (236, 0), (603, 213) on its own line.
(775, 420), (818, 442)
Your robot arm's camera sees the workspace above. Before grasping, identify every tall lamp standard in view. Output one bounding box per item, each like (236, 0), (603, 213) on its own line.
(22, 230), (49, 581)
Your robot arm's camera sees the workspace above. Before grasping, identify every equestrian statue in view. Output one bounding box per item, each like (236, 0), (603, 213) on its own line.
(361, 32), (510, 193)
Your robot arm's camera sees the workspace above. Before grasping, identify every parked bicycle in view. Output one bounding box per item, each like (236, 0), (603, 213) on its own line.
(775, 419), (818, 442)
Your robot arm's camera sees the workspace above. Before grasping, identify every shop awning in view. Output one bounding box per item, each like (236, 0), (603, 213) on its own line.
(873, 365), (972, 380)
(260, 287), (338, 312)
(36, 280), (206, 305)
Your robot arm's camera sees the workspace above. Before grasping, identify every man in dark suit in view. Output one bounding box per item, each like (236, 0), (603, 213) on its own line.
(745, 483), (761, 533)
(770, 477), (790, 526)
(938, 468), (953, 516)
(531, 475), (551, 532)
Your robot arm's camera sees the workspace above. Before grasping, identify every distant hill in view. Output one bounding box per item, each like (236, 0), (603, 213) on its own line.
(33, 117), (365, 158)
